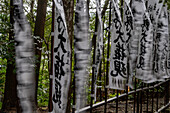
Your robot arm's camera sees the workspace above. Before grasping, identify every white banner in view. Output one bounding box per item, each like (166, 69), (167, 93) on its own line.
(109, 0), (128, 90)
(14, 0), (36, 112)
(51, 0), (71, 113)
(136, 0), (155, 83)
(124, 0), (134, 89)
(74, 0), (90, 112)
(147, 0), (159, 24)
(129, 0), (143, 76)
(131, 0), (155, 83)
(154, 4), (169, 80)
(94, 0), (103, 102)
(146, 0), (164, 80)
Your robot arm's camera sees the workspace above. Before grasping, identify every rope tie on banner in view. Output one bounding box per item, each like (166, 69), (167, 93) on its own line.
(51, 32), (54, 36)
(97, 86), (102, 88)
(90, 94), (95, 98)
(92, 64), (97, 68)
(50, 75), (53, 79)
(72, 105), (76, 109)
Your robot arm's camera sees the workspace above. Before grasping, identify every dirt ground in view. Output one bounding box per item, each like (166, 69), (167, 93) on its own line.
(1, 98), (169, 113)
(87, 98), (170, 113)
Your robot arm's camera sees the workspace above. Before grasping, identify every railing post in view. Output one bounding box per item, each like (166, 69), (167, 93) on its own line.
(72, 74), (75, 113)
(99, 61), (102, 102)
(152, 83), (154, 113)
(164, 80), (169, 105)
(140, 83), (143, 113)
(164, 80), (169, 113)
(146, 84), (149, 113)
(134, 78), (136, 113)
(137, 81), (140, 113)
(116, 90), (119, 113)
(125, 86), (128, 113)
(102, 15), (106, 103)
(156, 84), (159, 111)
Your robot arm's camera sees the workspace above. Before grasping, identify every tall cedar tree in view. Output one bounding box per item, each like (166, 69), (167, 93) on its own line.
(34, 0), (48, 106)
(1, 0), (20, 112)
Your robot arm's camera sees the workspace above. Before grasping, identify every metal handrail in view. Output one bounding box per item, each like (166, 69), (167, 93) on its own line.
(75, 79), (170, 113)
(155, 102), (170, 113)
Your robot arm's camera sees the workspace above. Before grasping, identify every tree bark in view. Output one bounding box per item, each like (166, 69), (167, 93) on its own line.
(1, 0), (20, 112)
(34, 0), (48, 106)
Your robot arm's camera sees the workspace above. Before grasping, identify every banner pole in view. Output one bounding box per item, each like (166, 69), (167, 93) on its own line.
(104, 1), (111, 113)
(48, 1), (54, 112)
(90, 11), (97, 113)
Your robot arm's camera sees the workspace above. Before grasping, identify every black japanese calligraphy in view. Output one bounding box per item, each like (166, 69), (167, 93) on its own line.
(54, 30), (67, 53)
(137, 14), (150, 70)
(54, 16), (67, 53)
(54, 52), (65, 80)
(53, 79), (62, 108)
(111, 60), (126, 78)
(124, 6), (133, 43)
(109, 2), (127, 90)
(113, 18), (124, 43)
(57, 16), (65, 32)
(113, 42), (126, 60)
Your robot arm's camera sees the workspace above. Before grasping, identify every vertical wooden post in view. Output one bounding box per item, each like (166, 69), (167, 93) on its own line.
(103, 15), (106, 102)
(90, 11), (98, 113)
(140, 83), (143, 113)
(72, 74), (75, 113)
(151, 84), (154, 113)
(116, 90), (119, 113)
(48, 1), (54, 112)
(133, 78), (136, 113)
(104, 1), (111, 113)
(156, 84), (159, 111)
(99, 62), (102, 101)
(164, 80), (169, 105)
(137, 81), (140, 113)
(146, 84), (149, 113)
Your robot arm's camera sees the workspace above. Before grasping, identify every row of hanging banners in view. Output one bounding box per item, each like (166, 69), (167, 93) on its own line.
(13, 0), (170, 112)
(51, 0), (170, 112)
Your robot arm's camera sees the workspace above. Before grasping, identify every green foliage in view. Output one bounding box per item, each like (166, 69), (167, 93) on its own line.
(0, 58), (7, 109)
(109, 93), (118, 98)
(166, 0), (170, 10)
(37, 0), (52, 106)
(0, 0), (10, 109)
(0, 0), (11, 59)
(37, 53), (50, 107)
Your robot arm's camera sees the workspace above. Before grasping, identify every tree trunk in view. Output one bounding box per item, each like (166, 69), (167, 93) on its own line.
(62, 0), (74, 112)
(34, 0), (48, 106)
(1, 0), (20, 112)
